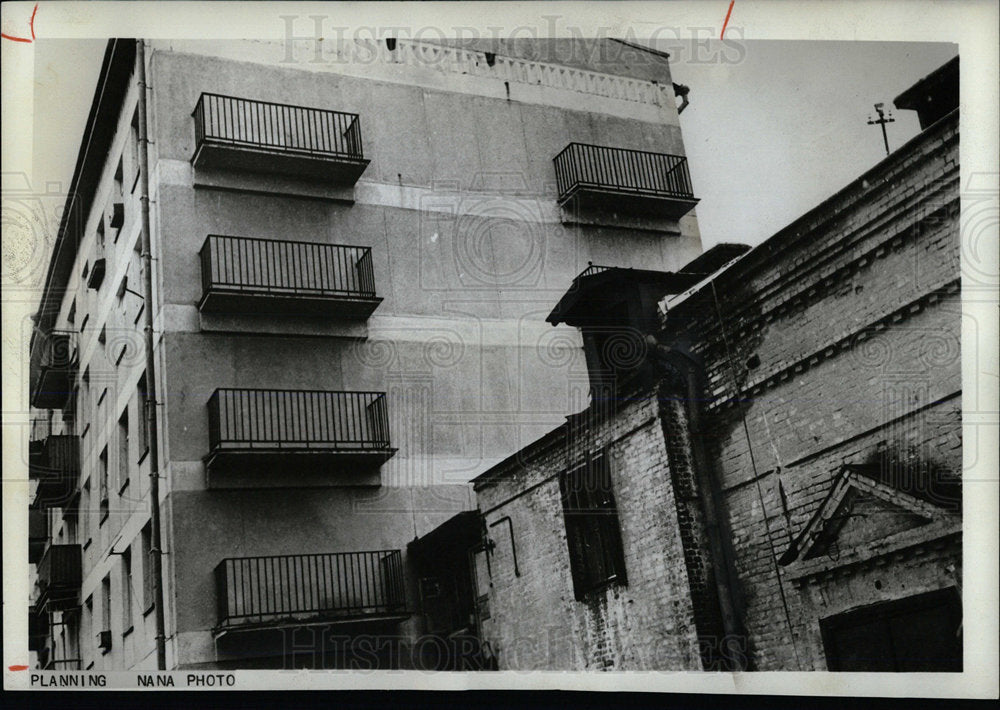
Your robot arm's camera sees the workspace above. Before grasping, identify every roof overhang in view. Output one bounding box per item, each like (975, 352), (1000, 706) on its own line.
(546, 243), (751, 327)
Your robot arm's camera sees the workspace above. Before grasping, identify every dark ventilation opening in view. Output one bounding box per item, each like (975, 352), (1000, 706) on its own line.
(385, 38), (397, 51)
(484, 52), (496, 67)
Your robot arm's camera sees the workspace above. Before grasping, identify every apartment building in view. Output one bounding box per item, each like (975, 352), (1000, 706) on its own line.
(468, 57), (962, 671)
(27, 37), (702, 670)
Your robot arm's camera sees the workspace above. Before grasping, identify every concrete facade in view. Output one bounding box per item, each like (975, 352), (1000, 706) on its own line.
(28, 38), (701, 671)
(471, 59), (962, 671)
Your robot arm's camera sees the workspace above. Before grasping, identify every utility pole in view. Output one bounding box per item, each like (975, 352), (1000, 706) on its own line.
(867, 102), (895, 156)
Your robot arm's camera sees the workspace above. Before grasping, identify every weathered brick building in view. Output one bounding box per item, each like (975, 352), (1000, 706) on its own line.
(469, 57), (962, 671)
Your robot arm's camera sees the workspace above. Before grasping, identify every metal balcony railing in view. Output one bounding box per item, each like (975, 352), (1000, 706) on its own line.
(553, 143), (697, 218)
(29, 330), (79, 409)
(192, 94), (369, 184)
(28, 605), (48, 651)
(30, 423), (79, 509)
(198, 236), (380, 318)
(578, 263), (615, 279)
(215, 550), (406, 629)
(29, 507), (48, 564)
(194, 93), (364, 158)
(36, 544), (82, 611)
(207, 389), (392, 453)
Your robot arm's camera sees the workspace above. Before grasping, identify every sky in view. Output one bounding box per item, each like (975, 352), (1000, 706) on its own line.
(31, 38), (958, 250)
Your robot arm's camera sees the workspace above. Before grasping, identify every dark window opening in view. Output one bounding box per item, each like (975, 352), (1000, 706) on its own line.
(141, 521), (154, 614)
(121, 548), (133, 634)
(130, 110), (141, 191)
(98, 447), (109, 523)
(137, 372), (149, 459)
(99, 576), (112, 652)
(117, 409), (129, 493)
(559, 450), (627, 600)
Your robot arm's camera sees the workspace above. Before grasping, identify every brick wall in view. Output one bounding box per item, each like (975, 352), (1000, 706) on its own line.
(661, 111), (961, 669)
(475, 393), (705, 670)
(471, 109), (961, 671)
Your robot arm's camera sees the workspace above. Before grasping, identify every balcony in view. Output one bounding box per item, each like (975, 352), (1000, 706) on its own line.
(553, 143), (698, 218)
(192, 93), (369, 184)
(29, 604), (48, 651)
(29, 507), (48, 564)
(29, 330), (78, 409)
(29, 422), (80, 509)
(205, 389), (396, 482)
(215, 550), (407, 635)
(36, 544), (82, 612)
(198, 235), (382, 319)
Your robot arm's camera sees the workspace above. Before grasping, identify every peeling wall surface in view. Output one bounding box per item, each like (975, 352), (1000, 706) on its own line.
(475, 397), (704, 670)
(474, 100), (961, 670)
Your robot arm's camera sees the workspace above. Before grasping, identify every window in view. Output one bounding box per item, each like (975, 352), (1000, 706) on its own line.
(121, 548), (133, 635)
(98, 447), (109, 524)
(83, 594), (93, 662)
(559, 450), (627, 600)
(136, 373), (149, 459)
(96, 219), (105, 249)
(114, 158), (124, 199)
(64, 611), (80, 668)
(141, 522), (155, 614)
(99, 575), (112, 652)
(117, 409), (129, 494)
(81, 478), (92, 549)
(129, 110), (141, 191)
(79, 368), (91, 436)
(63, 506), (78, 545)
(68, 299), (76, 325)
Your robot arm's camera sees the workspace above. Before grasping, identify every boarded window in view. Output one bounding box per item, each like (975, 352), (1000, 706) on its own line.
(559, 450), (627, 600)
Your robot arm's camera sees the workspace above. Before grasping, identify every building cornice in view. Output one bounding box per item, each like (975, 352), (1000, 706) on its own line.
(334, 38), (677, 109)
(706, 278), (960, 411)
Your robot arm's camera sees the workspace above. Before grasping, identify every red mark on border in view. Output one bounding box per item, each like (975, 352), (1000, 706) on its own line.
(721, 0), (735, 40)
(9, 665), (29, 671)
(1, 4), (38, 43)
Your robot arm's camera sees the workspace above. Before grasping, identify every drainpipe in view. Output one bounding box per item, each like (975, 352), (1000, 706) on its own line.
(649, 337), (746, 670)
(136, 39), (168, 671)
